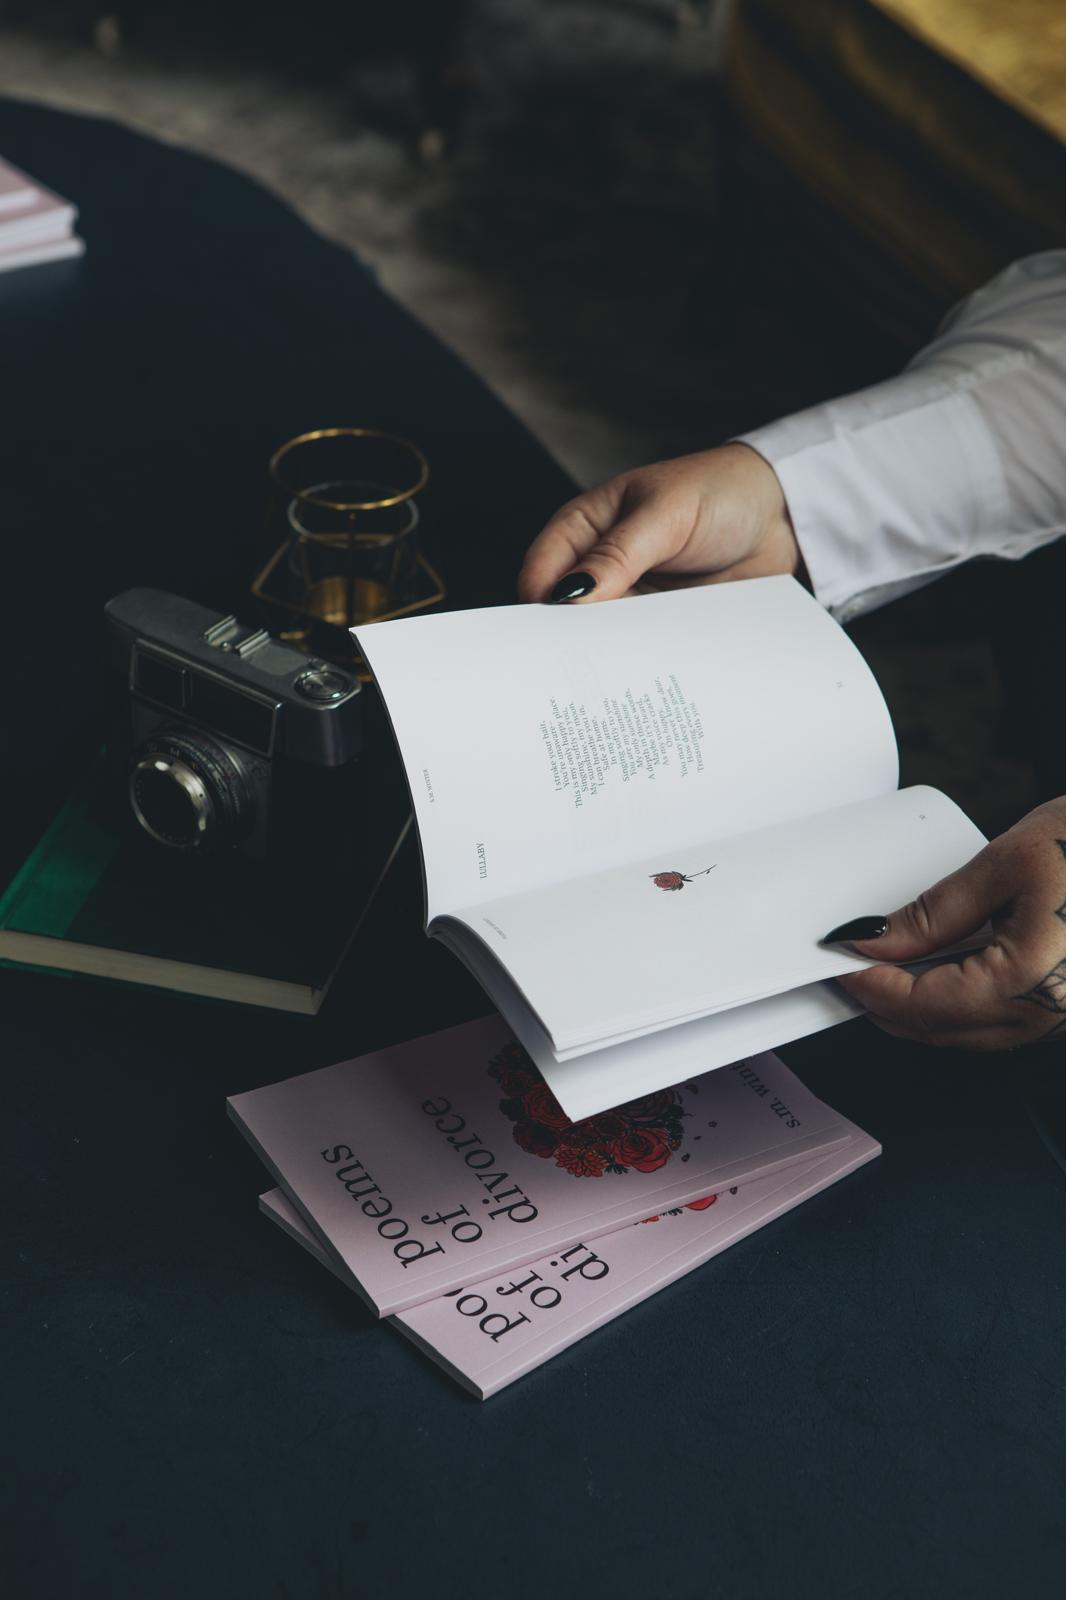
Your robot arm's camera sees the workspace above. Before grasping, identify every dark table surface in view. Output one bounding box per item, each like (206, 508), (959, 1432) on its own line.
(4, 98), (1066, 1600)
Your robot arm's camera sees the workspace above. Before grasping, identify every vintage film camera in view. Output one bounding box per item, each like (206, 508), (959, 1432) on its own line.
(106, 589), (363, 865)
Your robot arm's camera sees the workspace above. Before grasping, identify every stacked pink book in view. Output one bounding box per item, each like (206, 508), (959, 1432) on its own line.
(0, 156), (84, 274)
(229, 1014), (880, 1399)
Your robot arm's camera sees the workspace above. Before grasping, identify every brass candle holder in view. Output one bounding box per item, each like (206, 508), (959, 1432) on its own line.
(252, 427), (444, 672)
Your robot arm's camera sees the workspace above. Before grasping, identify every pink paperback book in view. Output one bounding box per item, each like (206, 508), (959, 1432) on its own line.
(0, 180), (77, 244)
(0, 235), (84, 275)
(0, 156), (39, 215)
(227, 1013), (857, 1317)
(259, 1124), (879, 1398)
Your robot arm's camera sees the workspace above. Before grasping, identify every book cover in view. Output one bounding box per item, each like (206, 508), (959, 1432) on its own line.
(0, 182), (76, 246)
(0, 155), (39, 214)
(0, 758), (409, 1013)
(227, 1014), (855, 1316)
(0, 234), (84, 276)
(259, 1125), (880, 1398)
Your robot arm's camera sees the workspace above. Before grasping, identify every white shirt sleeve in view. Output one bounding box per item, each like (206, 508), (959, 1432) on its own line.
(737, 251), (1066, 623)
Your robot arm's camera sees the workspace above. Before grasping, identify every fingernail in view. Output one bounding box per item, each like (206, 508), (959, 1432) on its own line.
(550, 571), (596, 604)
(821, 915), (888, 945)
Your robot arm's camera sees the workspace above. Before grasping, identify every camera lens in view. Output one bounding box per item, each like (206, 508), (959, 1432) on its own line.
(130, 728), (254, 850)
(134, 763), (203, 845)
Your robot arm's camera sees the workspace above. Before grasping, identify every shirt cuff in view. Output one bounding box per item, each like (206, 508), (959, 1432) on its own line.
(738, 383), (1010, 623)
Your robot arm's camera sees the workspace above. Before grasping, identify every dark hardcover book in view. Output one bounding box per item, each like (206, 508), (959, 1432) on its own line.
(0, 757), (410, 1014)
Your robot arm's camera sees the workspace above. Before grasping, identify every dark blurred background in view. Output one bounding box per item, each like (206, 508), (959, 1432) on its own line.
(3, 0), (1064, 833)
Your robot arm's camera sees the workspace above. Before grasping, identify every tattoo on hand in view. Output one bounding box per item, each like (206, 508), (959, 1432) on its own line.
(1015, 956), (1066, 1037)
(1054, 840), (1066, 924)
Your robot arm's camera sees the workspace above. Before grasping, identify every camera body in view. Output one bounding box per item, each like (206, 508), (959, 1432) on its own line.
(106, 588), (363, 863)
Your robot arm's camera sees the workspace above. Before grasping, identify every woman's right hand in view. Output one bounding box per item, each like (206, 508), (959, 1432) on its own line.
(517, 443), (804, 604)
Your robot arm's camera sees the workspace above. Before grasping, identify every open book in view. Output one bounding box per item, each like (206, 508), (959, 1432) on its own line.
(355, 578), (986, 1118)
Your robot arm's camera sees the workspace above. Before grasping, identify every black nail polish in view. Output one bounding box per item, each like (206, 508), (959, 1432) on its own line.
(550, 571), (596, 604)
(821, 915), (889, 945)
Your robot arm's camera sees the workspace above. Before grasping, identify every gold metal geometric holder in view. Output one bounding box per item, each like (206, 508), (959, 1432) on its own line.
(251, 540), (446, 679)
(254, 425), (444, 678)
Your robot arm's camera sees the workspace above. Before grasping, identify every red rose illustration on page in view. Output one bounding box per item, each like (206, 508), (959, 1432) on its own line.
(650, 866), (715, 891)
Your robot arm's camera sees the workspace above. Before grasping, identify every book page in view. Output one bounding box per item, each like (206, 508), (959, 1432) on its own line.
(355, 578), (897, 922)
(432, 921), (861, 1121)
(440, 785), (986, 1054)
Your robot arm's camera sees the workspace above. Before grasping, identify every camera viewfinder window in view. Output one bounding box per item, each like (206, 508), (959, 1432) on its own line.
(134, 651), (188, 711)
(190, 677), (276, 755)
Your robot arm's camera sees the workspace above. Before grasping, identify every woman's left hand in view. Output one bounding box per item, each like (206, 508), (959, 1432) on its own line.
(828, 797), (1066, 1049)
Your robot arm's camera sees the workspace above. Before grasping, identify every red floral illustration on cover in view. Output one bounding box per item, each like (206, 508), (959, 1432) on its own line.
(650, 866), (715, 891)
(640, 1196), (716, 1224)
(488, 1040), (688, 1178)
(639, 1187), (738, 1223)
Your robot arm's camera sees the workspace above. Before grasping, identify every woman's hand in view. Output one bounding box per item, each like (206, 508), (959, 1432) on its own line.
(517, 444), (803, 604)
(828, 798), (1066, 1049)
